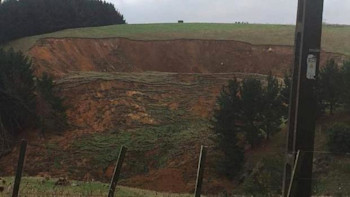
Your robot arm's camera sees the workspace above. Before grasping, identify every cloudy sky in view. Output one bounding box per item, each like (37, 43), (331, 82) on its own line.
(109, 0), (349, 25)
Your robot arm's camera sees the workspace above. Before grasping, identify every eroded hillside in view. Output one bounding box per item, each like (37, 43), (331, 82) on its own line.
(0, 72), (268, 193)
(29, 38), (346, 77)
(0, 37), (348, 194)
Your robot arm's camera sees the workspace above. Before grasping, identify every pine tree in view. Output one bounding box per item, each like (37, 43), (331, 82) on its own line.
(0, 0), (126, 44)
(212, 79), (244, 179)
(37, 73), (67, 133)
(240, 78), (264, 147)
(212, 75), (285, 178)
(261, 73), (284, 140)
(280, 72), (291, 119)
(0, 49), (67, 153)
(341, 61), (350, 110)
(319, 59), (342, 114)
(0, 48), (37, 135)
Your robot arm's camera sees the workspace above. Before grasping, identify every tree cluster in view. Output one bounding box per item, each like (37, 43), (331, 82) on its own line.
(0, 0), (125, 44)
(278, 59), (350, 116)
(212, 74), (285, 178)
(0, 49), (66, 155)
(318, 59), (343, 114)
(282, 59), (350, 115)
(326, 123), (350, 154)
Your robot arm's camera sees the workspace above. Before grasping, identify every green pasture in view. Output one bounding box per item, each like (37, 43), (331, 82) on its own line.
(3, 23), (350, 55)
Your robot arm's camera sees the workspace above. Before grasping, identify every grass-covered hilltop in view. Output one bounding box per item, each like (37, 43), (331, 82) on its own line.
(1, 20), (350, 196)
(4, 23), (350, 56)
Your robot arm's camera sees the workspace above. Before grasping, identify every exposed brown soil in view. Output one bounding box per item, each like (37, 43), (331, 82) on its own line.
(29, 38), (346, 78)
(0, 72), (249, 193)
(1, 37), (348, 194)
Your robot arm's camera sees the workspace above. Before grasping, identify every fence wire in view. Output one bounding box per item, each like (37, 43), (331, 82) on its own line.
(1, 140), (350, 196)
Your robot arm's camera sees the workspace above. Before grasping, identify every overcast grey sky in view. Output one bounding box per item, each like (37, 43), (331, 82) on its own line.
(109, 0), (349, 25)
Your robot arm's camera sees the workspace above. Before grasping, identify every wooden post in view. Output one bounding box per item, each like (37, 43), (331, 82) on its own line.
(12, 140), (27, 197)
(108, 146), (127, 197)
(283, 0), (324, 196)
(194, 145), (207, 197)
(287, 150), (304, 197)
(282, 1), (305, 193)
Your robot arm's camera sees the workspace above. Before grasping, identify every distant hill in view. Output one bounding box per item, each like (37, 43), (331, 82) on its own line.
(3, 23), (350, 56)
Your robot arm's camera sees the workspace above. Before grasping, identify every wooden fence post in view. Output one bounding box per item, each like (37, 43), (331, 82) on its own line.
(108, 146), (127, 197)
(12, 140), (27, 197)
(194, 145), (207, 197)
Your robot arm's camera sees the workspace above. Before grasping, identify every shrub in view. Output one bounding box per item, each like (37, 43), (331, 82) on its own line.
(0, 49), (67, 155)
(327, 123), (350, 154)
(212, 79), (244, 179)
(242, 154), (284, 196)
(0, 48), (37, 135)
(0, 48), (36, 153)
(212, 74), (284, 179)
(37, 73), (67, 133)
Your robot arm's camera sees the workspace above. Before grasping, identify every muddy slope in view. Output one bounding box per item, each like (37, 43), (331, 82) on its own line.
(29, 38), (345, 77)
(0, 72), (264, 193)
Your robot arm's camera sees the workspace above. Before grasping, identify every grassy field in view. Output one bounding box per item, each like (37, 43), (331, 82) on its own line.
(0, 177), (193, 197)
(3, 23), (350, 56)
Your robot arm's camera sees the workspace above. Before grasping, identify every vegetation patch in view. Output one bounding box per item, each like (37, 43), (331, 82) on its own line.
(71, 119), (210, 177)
(0, 177), (192, 197)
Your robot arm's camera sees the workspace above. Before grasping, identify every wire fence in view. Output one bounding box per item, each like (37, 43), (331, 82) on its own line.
(1, 140), (350, 196)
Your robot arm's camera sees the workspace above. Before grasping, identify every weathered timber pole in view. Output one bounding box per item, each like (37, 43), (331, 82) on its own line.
(12, 140), (27, 197)
(108, 146), (127, 197)
(194, 145), (207, 197)
(282, 0), (324, 196)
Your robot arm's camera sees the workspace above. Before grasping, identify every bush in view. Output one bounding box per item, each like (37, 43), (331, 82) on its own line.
(327, 123), (350, 154)
(0, 49), (67, 154)
(0, 48), (37, 135)
(212, 75), (284, 179)
(242, 154), (283, 196)
(0, 48), (36, 153)
(37, 73), (67, 132)
(212, 79), (244, 179)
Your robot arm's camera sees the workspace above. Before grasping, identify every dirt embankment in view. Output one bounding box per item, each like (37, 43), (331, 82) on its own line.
(0, 72), (258, 193)
(29, 38), (346, 78)
(1, 38), (347, 194)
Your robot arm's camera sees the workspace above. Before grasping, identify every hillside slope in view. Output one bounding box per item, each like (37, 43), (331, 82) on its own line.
(29, 38), (345, 78)
(4, 23), (350, 56)
(0, 72), (266, 194)
(1, 23), (350, 195)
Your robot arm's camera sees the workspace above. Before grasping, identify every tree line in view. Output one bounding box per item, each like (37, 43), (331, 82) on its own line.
(212, 59), (350, 179)
(0, 0), (126, 44)
(0, 49), (66, 156)
(318, 59), (350, 114)
(212, 73), (287, 178)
